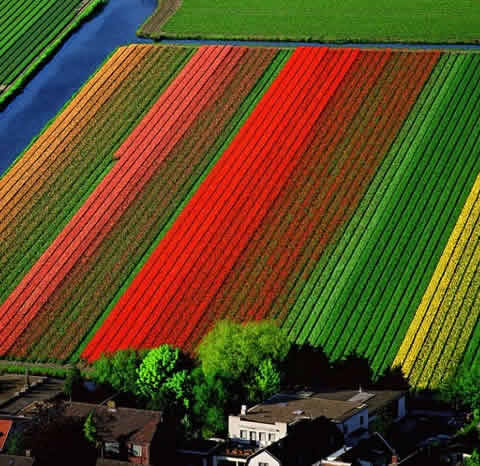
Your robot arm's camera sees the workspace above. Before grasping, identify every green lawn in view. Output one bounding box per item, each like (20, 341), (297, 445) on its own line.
(158, 0), (480, 43)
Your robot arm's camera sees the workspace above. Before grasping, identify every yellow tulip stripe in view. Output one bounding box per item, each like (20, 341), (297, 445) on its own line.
(394, 170), (480, 388)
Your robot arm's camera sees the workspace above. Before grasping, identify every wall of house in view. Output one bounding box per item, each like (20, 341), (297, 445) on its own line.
(213, 456), (247, 466)
(228, 416), (287, 447)
(247, 450), (280, 466)
(340, 409), (369, 435)
(127, 442), (149, 464)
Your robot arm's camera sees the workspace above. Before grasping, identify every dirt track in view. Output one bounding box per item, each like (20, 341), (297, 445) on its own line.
(139, 0), (182, 37)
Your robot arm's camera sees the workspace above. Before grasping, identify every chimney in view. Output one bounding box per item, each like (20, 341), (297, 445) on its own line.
(107, 400), (117, 412)
(241, 405), (247, 416)
(389, 455), (399, 465)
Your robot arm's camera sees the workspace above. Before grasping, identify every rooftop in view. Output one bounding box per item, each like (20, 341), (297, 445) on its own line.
(310, 389), (406, 416)
(64, 402), (162, 444)
(239, 389), (405, 425)
(240, 394), (366, 425)
(0, 419), (13, 451)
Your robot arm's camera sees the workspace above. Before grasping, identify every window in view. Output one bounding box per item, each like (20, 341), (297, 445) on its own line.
(360, 415), (364, 425)
(250, 431), (257, 441)
(240, 430), (248, 440)
(259, 432), (266, 442)
(259, 463), (269, 466)
(268, 433), (275, 442)
(131, 444), (142, 457)
(104, 442), (120, 456)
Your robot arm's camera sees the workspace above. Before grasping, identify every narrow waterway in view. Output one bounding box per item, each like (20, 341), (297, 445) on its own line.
(0, 0), (157, 175)
(161, 38), (480, 50)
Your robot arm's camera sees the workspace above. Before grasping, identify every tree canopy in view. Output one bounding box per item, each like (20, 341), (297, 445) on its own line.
(91, 348), (143, 394)
(137, 345), (190, 411)
(196, 320), (290, 380)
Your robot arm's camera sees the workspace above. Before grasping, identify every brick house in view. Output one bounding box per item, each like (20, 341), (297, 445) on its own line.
(64, 402), (163, 465)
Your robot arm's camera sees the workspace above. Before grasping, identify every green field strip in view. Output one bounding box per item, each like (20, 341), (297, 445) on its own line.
(0, 47), (193, 309)
(366, 57), (480, 374)
(0, 0), (52, 44)
(25, 48), (275, 362)
(0, 0), (57, 51)
(306, 54), (459, 358)
(462, 312), (480, 370)
(321, 52), (425, 359)
(70, 49), (292, 363)
(158, 0), (480, 44)
(283, 53), (453, 358)
(317, 54), (467, 364)
(0, 0), (80, 84)
(0, 0), (108, 109)
(284, 52), (412, 343)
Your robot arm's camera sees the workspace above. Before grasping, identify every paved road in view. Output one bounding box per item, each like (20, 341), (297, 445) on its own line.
(0, 378), (65, 415)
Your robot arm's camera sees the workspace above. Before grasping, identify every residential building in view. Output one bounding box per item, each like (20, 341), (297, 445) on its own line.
(64, 401), (163, 465)
(229, 391), (369, 448)
(0, 419), (12, 452)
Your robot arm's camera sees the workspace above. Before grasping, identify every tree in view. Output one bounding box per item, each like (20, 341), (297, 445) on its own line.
(83, 412), (97, 444)
(466, 450), (480, 466)
(253, 359), (281, 399)
(191, 368), (231, 438)
(64, 366), (82, 401)
(91, 349), (143, 395)
(136, 345), (190, 411)
(440, 364), (480, 411)
(196, 320), (290, 382)
(24, 403), (97, 466)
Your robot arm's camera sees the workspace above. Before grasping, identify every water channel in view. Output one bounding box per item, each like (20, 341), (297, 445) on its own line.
(0, 0), (156, 175)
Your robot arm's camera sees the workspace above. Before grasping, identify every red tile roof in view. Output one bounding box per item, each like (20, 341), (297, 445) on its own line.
(0, 419), (13, 451)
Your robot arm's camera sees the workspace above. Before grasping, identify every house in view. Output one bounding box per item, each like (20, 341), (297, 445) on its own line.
(0, 419), (12, 452)
(228, 391), (369, 448)
(215, 416), (344, 466)
(64, 401), (163, 465)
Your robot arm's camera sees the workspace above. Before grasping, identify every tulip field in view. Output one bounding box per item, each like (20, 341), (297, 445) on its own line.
(0, 0), (106, 107)
(2, 45), (480, 388)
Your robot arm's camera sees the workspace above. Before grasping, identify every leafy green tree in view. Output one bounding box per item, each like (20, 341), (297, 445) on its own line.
(196, 320), (290, 381)
(253, 359), (281, 399)
(466, 450), (480, 466)
(83, 412), (97, 444)
(136, 345), (190, 411)
(440, 364), (480, 411)
(91, 349), (143, 394)
(191, 368), (230, 438)
(64, 367), (82, 401)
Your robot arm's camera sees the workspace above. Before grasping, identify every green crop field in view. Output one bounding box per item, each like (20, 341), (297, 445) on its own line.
(151, 0), (480, 43)
(0, 0), (106, 108)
